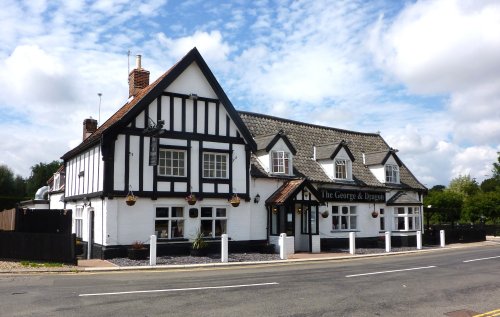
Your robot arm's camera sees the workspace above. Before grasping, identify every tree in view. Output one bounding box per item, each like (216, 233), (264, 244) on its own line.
(480, 178), (500, 193)
(430, 185), (446, 192)
(424, 190), (463, 225)
(493, 153), (500, 180)
(0, 165), (15, 195)
(26, 161), (62, 197)
(463, 191), (500, 224)
(448, 175), (480, 197)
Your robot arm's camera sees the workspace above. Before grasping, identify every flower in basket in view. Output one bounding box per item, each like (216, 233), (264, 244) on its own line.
(229, 194), (240, 207)
(126, 194), (137, 206)
(185, 194), (197, 205)
(371, 210), (379, 218)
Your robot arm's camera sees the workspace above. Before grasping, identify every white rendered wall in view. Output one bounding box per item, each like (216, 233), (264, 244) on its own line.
(165, 62), (218, 99)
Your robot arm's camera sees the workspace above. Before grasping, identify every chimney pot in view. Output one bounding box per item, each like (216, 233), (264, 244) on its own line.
(83, 118), (98, 141)
(136, 55), (142, 69)
(129, 55), (150, 97)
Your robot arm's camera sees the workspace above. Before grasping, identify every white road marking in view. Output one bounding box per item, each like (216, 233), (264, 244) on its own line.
(345, 265), (437, 278)
(463, 255), (500, 263)
(79, 282), (279, 297)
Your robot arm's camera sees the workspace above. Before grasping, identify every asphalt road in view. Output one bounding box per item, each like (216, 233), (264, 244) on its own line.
(1, 245), (499, 317)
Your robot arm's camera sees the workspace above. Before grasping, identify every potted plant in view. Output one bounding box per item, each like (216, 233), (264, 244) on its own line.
(229, 194), (240, 207)
(185, 193), (197, 205)
(371, 210), (379, 218)
(190, 230), (208, 256)
(127, 241), (148, 260)
(321, 210), (329, 218)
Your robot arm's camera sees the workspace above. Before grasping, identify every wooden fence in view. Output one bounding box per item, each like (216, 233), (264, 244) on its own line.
(0, 208), (16, 231)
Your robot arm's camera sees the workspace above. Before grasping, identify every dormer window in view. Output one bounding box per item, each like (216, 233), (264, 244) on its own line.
(385, 164), (399, 183)
(271, 151), (291, 174)
(335, 159), (347, 179)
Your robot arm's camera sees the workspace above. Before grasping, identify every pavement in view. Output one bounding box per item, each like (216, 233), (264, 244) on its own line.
(2, 236), (499, 274)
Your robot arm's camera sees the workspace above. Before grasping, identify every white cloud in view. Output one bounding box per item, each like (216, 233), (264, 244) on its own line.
(368, 0), (500, 146)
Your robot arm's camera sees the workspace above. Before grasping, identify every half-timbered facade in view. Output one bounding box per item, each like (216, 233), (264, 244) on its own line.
(56, 48), (426, 259)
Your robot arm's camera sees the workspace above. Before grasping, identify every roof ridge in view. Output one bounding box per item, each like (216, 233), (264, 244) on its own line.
(238, 110), (381, 137)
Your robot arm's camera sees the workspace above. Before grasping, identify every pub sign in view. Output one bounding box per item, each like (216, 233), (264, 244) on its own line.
(320, 188), (386, 203)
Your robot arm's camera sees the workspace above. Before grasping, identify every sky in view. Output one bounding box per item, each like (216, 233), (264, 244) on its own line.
(0, 0), (499, 188)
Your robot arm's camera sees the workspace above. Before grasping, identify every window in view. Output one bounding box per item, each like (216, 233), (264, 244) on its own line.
(159, 149), (186, 177)
(393, 206), (420, 231)
(75, 207), (83, 238)
(385, 164), (399, 183)
(379, 208), (385, 231)
(203, 153), (228, 178)
(200, 207), (227, 237)
(332, 206), (357, 230)
(335, 159), (347, 179)
(271, 151), (291, 174)
(155, 207), (184, 239)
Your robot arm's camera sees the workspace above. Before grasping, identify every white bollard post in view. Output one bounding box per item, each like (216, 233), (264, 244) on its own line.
(149, 235), (157, 266)
(349, 232), (356, 255)
(385, 231), (391, 253)
(416, 231), (422, 250)
(221, 234), (228, 263)
(440, 230), (445, 247)
(279, 233), (287, 260)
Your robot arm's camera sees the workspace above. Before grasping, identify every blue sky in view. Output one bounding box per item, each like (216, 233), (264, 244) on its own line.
(0, 0), (499, 187)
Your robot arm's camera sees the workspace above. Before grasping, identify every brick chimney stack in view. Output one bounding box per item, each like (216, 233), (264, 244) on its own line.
(128, 55), (150, 97)
(83, 118), (98, 140)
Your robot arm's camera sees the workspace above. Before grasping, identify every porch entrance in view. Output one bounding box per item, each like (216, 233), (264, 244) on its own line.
(266, 179), (323, 253)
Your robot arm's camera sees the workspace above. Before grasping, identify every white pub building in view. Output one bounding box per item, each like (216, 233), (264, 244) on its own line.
(53, 48), (426, 258)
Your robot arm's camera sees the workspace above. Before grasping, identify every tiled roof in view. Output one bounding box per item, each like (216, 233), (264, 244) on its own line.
(254, 134), (277, 151)
(62, 66), (174, 159)
(240, 111), (426, 191)
(387, 191), (422, 205)
(364, 151), (388, 166)
(265, 179), (305, 205)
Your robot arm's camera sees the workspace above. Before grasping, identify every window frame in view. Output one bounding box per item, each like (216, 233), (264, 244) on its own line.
(200, 206), (228, 238)
(385, 164), (400, 183)
(331, 205), (357, 231)
(271, 150), (291, 175)
(393, 206), (421, 231)
(74, 206), (83, 239)
(158, 148), (186, 177)
(203, 152), (229, 179)
(155, 206), (185, 239)
(334, 159), (349, 180)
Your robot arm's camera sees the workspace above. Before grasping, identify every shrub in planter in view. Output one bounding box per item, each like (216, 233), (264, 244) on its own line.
(190, 230), (208, 256)
(128, 241), (148, 260)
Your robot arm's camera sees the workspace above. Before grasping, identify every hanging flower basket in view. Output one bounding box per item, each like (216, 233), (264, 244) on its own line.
(185, 194), (197, 205)
(229, 194), (240, 207)
(125, 194), (136, 206)
(371, 211), (379, 218)
(125, 186), (137, 206)
(321, 210), (329, 218)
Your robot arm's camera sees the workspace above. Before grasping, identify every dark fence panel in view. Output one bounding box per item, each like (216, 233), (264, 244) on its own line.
(15, 209), (72, 233)
(424, 224), (486, 245)
(484, 225), (500, 236)
(0, 232), (76, 264)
